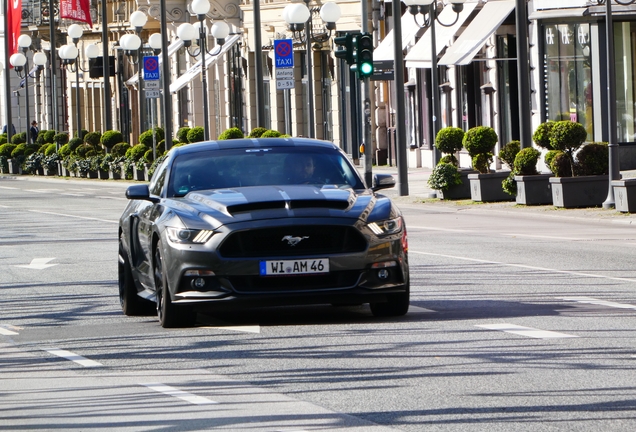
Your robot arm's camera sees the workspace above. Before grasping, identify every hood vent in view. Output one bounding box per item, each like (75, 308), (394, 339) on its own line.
(227, 199), (350, 215)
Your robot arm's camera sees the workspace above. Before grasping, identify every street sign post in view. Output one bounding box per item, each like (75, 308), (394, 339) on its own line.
(143, 56), (160, 81)
(274, 39), (294, 90)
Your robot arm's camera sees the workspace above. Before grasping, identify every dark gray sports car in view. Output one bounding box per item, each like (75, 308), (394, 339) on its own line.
(118, 138), (409, 327)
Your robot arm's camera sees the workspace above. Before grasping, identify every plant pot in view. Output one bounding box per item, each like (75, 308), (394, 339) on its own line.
(109, 170), (122, 180)
(97, 169), (110, 180)
(134, 167), (146, 181)
(514, 174), (553, 205)
(612, 178), (636, 213)
(7, 159), (21, 174)
(468, 171), (515, 202)
(438, 169), (478, 200)
(43, 166), (58, 176)
(85, 170), (98, 179)
(549, 175), (609, 208)
(34, 167), (44, 176)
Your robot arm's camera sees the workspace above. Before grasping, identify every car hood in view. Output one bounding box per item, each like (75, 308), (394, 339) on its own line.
(165, 185), (394, 228)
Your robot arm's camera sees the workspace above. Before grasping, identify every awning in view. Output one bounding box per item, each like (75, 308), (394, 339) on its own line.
(374, 12), (423, 62)
(170, 34), (241, 94)
(404, 1), (478, 69)
(438, 0), (515, 66)
(529, 7), (589, 20)
(125, 38), (185, 86)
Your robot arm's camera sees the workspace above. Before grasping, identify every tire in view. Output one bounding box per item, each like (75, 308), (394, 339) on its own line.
(154, 240), (195, 328)
(370, 283), (410, 317)
(119, 237), (152, 316)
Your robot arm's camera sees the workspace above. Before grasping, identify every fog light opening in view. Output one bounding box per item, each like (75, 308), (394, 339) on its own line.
(377, 269), (390, 280)
(193, 278), (206, 288)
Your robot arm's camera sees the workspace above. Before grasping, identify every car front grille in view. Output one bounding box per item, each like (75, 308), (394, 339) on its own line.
(219, 225), (367, 258)
(227, 270), (362, 293)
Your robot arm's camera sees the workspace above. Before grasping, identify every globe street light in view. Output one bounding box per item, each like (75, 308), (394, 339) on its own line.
(283, 1), (341, 139)
(178, 2), (230, 141)
(404, 0), (466, 167)
(129, 11), (149, 135)
(11, 35), (34, 143)
(61, 24), (91, 140)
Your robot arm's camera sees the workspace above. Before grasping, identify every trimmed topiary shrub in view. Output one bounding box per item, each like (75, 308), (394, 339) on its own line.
(514, 147), (541, 176)
(463, 126), (498, 174)
(427, 163), (462, 191)
(575, 142), (609, 176)
(58, 144), (73, 158)
(11, 144), (31, 158)
(84, 131), (101, 146)
(76, 144), (102, 158)
(138, 130), (155, 147)
(125, 143), (149, 161)
(54, 133), (69, 146)
(111, 142), (131, 157)
(44, 143), (57, 156)
(101, 130), (124, 149)
(144, 149), (155, 163)
(186, 126), (205, 143)
(498, 140), (520, 171)
(435, 127), (464, 167)
(68, 137), (83, 152)
(74, 129), (89, 139)
(261, 129), (282, 138)
(548, 121), (587, 176)
(217, 127), (244, 140)
(0, 134), (7, 145)
(549, 151), (573, 177)
(38, 143), (50, 154)
(532, 121), (555, 150)
(248, 127), (268, 138)
(176, 127), (191, 143)
(0, 143), (17, 158)
(11, 132), (27, 145)
(43, 130), (56, 143)
(152, 127), (164, 143)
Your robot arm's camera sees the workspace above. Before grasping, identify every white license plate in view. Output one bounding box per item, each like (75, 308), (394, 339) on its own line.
(260, 259), (329, 275)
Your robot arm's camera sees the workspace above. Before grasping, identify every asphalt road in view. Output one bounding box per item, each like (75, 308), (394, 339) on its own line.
(1, 175), (636, 431)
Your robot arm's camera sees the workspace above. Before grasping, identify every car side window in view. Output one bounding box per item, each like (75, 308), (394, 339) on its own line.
(149, 161), (168, 197)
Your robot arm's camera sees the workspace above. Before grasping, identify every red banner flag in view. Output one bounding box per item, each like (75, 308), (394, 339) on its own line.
(59, 0), (93, 27)
(7, 0), (23, 57)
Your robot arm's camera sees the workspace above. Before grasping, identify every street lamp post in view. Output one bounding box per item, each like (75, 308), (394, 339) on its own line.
(283, 1), (341, 139)
(599, 0), (632, 209)
(177, 3), (230, 142)
(404, 0), (466, 167)
(10, 34), (35, 144)
(130, 11), (149, 134)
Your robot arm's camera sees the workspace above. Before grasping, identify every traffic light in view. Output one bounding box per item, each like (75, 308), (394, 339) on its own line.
(334, 33), (355, 65)
(356, 32), (374, 79)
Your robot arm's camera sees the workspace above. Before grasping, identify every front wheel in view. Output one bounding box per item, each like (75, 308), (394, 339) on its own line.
(370, 283), (410, 317)
(119, 236), (153, 316)
(154, 240), (195, 328)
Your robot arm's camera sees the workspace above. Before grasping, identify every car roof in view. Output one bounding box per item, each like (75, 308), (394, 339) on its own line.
(169, 137), (340, 156)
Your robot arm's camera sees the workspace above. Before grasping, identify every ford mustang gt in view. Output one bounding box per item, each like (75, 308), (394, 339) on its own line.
(118, 138), (409, 327)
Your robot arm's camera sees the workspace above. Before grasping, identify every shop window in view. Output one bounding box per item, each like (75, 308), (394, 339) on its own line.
(543, 23), (593, 140)
(614, 22), (636, 143)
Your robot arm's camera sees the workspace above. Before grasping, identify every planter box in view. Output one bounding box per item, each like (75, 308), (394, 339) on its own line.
(612, 178), (636, 213)
(133, 167), (146, 181)
(468, 171), (515, 202)
(549, 175), (609, 208)
(438, 169), (478, 200)
(85, 170), (98, 179)
(7, 159), (21, 174)
(97, 169), (110, 180)
(109, 170), (122, 180)
(514, 174), (553, 205)
(43, 166), (58, 176)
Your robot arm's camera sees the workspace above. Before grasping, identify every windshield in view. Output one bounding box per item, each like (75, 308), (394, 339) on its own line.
(168, 146), (366, 197)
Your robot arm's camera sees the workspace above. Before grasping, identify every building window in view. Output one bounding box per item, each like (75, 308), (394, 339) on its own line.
(543, 23), (593, 140)
(614, 22), (636, 143)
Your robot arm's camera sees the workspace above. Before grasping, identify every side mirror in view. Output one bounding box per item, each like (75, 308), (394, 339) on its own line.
(126, 184), (159, 203)
(372, 173), (396, 191)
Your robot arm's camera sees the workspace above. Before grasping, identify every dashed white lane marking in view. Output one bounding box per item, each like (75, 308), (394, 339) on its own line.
(141, 383), (218, 405)
(200, 325), (261, 334)
(45, 349), (103, 367)
(476, 324), (578, 339)
(0, 186), (18, 190)
(28, 209), (118, 224)
(0, 327), (19, 335)
(60, 193), (85, 197)
(409, 250), (636, 284)
(560, 297), (636, 310)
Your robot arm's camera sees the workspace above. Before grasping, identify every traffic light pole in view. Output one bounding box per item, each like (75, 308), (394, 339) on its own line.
(360, 0), (372, 187)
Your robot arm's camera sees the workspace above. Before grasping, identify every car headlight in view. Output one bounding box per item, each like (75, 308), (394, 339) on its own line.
(367, 217), (402, 236)
(166, 227), (215, 244)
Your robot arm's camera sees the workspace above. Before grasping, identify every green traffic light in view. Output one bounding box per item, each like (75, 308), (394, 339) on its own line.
(360, 62), (373, 75)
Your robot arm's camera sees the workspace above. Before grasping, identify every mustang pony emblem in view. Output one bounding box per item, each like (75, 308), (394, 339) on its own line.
(282, 235), (309, 246)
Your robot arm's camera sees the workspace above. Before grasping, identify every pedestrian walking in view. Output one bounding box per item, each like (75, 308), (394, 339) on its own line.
(30, 121), (39, 143)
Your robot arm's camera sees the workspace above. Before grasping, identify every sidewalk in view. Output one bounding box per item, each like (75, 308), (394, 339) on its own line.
(367, 165), (636, 224)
